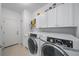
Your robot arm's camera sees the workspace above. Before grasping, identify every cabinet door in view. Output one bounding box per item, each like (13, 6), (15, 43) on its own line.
(56, 4), (73, 27)
(36, 13), (48, 28)
(41, 13), (48, 28)
(47, 8), (57, 27)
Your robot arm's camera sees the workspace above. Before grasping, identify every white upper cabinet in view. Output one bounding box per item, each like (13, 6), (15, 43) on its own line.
(56, 4), (73, 27)
(33, 3), (76, 28)
(47, 7), (57, 27)
(36, 13), (48, 28)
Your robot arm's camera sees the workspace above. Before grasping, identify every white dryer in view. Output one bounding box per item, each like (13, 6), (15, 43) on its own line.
(39, 33), (79, 56)
(27, 32), (40, 56)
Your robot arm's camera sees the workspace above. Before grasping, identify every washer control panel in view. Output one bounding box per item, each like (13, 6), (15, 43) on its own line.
(47, 37), (55, 43)
(47, 37), (73, 48)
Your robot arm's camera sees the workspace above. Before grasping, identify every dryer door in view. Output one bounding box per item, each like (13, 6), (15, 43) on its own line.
(28, 37), (38, 54)
(41, 43), (68, 56)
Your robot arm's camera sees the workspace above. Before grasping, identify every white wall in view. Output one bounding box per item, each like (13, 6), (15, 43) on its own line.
(2, 8), (21, 20)
(32, 4), (52, 18)
(22, 9), (32, 47)
(22, 10), (31, 34)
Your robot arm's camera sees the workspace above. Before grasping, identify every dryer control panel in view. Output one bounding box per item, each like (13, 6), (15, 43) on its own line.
(47, 37), (73, 48)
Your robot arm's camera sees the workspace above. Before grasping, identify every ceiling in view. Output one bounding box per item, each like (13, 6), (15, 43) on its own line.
(2, 3), (47, 14)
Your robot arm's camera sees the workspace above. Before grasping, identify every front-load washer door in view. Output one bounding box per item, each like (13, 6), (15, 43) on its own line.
(41, 43), (68, 56)
(28, 37), (38, 54)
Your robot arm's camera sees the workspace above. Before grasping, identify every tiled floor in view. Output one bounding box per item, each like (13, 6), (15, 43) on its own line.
(2, 44), (28, 56)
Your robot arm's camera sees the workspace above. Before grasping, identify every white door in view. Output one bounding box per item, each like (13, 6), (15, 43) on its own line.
(3, 18), (19, 47)
(47, 8), (57, 27)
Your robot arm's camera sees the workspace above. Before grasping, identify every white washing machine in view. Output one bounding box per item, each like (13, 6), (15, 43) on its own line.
(39, 33), (79, 56)
(27, 32), (41, 56)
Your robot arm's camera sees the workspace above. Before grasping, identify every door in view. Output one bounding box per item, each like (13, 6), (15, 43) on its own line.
(3, 18), (19, 47)
(41, 44), (68, 56)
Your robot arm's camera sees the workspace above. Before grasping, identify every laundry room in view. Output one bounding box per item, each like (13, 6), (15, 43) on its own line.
(1, 1), (79, 56)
